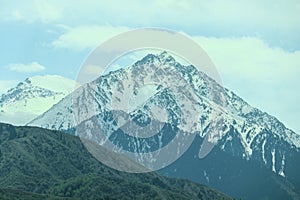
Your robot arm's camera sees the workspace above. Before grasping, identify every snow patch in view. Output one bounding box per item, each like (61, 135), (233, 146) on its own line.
(271, 149), (276, 173)
(203, 170), (209, 183)
(262, 139), (267, 165)
(278, 155), (285, 177)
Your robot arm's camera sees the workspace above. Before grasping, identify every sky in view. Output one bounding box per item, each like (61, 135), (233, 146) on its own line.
(0, 0), (299, 133)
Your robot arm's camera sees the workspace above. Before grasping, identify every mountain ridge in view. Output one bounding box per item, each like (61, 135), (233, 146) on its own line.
(25, 51), (300, 199)
(29, 52), (299, 162)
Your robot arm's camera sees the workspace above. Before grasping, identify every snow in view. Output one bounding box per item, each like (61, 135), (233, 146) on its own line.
(203, 170), (209, 183)
(262, 139), (267, 165)
(128, 84), (158, 112)
(271, 149), (276, 173)
(29, 95), (75, 130)
(278, 155), (285, 177)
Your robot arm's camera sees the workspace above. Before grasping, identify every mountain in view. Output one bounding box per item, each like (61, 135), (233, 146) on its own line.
(0, 75), (76, 126)
(28, 52), (300, 199)
(0, 122), (232, 200)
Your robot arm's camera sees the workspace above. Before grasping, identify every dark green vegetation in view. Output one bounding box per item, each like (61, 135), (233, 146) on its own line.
(0, 123), (232, 199)
(0, 188), (73, 200)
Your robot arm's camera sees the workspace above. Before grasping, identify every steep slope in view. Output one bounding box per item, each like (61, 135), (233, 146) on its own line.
(28, 52), (300, 199)
(160, 134), (300, 200)
(0, 75), (76, 125)
(0, 123), (232, 200)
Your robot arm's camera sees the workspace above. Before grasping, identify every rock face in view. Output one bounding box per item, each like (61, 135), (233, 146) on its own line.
(28, 52), (300, 199)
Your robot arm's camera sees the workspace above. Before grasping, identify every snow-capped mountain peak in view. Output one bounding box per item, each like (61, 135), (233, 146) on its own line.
(28, 53), (299, 177)
(0, 75), (76, 125)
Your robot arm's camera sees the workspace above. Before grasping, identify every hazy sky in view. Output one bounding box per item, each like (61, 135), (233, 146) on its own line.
(0, 0), (299, 133)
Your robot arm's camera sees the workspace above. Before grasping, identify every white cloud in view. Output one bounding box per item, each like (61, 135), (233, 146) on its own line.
(83, 65), (104, 75)
(52, 26), (129, 50)
(105, 64), (121, 73)
(194, 37), (300, 81)
(33, 0), (62, 22)
(53, 0), (299, 28)
(193, 36), (300, 133)
(3, 1), (300, 40)
(11, 10), (24, 20)
(7, 62), (46, 73)
(2, 1), (299, 49)
(1, 0), (62, 23)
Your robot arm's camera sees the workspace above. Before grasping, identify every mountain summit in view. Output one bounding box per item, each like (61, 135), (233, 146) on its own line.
(28, 52), (300, 199)
(0, 75), (76, 125)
